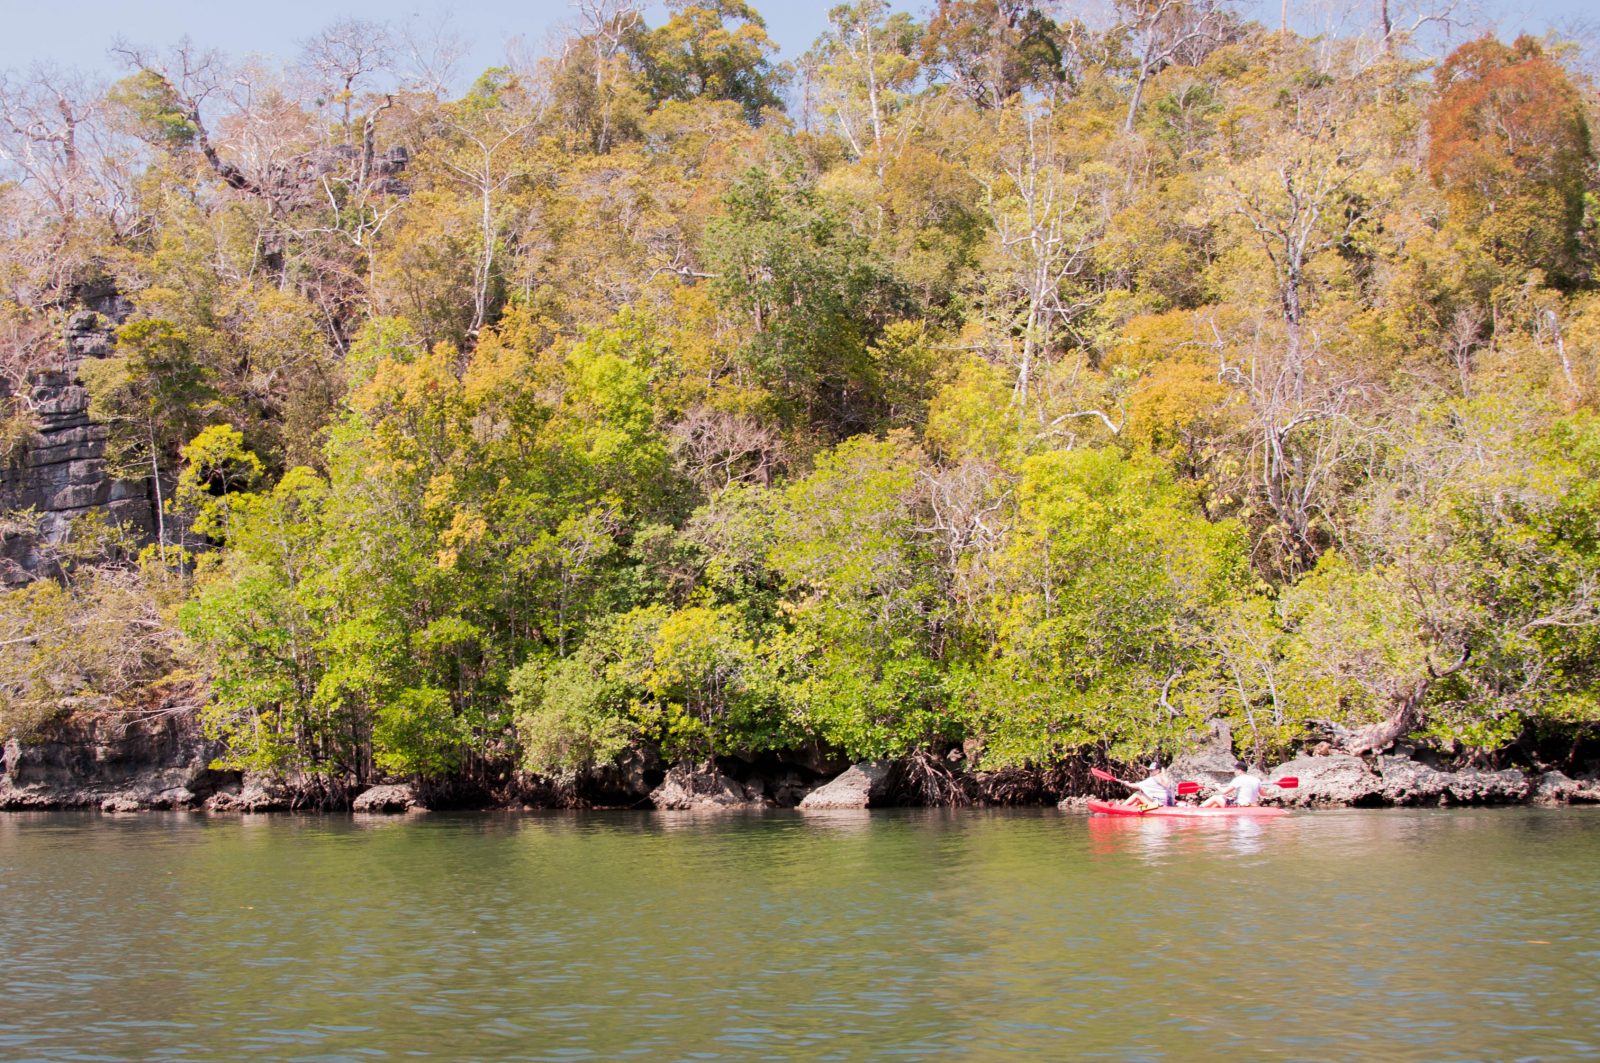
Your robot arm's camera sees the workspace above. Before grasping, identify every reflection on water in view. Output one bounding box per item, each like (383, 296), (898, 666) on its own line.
(2, 808), (1598, 1061)
(1086, 814), (1273, 860)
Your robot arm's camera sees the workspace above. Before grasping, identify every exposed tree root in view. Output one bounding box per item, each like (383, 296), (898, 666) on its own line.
(889, 749), (974, 807)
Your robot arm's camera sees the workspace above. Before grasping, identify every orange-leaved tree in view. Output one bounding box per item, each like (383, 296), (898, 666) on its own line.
(1427, 35), (1593, 287)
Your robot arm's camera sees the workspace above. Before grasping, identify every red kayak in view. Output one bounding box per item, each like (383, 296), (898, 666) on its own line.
(1086, 799), (1289, 819)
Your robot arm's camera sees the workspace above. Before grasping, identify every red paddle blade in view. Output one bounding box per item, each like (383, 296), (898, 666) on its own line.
(1090, 767), (1118, 783)
(1176, 781), (1201, 795)
(1273, 777), (1299, 788)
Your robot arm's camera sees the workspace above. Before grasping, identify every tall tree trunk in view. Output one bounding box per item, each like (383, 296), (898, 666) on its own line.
(1124, 48), (1153, 133)
(148, 423), (167, 565)
(475, 161), (495, 333)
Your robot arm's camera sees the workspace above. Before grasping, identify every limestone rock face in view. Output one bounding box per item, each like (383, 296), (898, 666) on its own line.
(797, 761), (892, 810)
(1, 290), (156, 586)
(1265, 752), (1535, 807)
(100, 785), (196, 813)
(1534, 771), (1578, 805)
(205, 773), (296, 813)
(1170, 720), (1244, 790)
(1372, 755), (1453, 806)
(649, 764), (764, 810)
(1532, 771), (1600, 805)
(1263, 753), (1385, 807)
(729, 764), (827, 808)
(572, 748), (658, 808)
(1438, 767), (1529, 804)
(1371, 757), (1529, 805)
(352, 783), (427, 813)
(0, 710), (229, 811)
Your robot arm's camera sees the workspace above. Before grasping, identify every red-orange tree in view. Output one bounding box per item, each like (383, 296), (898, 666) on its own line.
(1427, 35), (1593, 286)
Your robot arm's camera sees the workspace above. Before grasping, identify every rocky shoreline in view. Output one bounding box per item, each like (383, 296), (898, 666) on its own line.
(4, 710), (1598, 815)
(1129, 748), (1600, 809)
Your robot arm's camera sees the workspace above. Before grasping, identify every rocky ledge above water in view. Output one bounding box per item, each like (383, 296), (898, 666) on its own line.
(1, 711), (230, 812)
(1258, 752), (1600, 808)
(1053, 751), (1600, 812)
(5, 710), (1599, 814)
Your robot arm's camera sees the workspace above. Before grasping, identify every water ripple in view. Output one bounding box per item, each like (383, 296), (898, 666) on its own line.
(2, 808), (1599, 1060)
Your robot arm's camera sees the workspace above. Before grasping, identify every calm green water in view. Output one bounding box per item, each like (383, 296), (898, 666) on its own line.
(2, 808), (1598, 1061)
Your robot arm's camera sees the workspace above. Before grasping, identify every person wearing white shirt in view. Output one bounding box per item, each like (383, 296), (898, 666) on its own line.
(1203, 764), (1263, 807)
(1127, 765), (1175, 810)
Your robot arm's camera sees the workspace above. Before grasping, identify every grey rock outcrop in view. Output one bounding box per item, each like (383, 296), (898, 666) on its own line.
(797, 761), (892, 810)
(1371, 755), (1453, 805)
(99, 784), (198, 813)
(649, 763), (766, 809)
(1534, 771), (1578, 805)
(737, 768), (814, 808)
(1437, 766), (1529, 804)
(1264, 753), (1385, 807)
(1170, 720), (1244, 790)
(1532, 771), (1600, 805)
(1265, 752), (1534, 807)
(547, 747), (659, 808)
(204, 773), (295, 813)
(0, 710), (230, 810)
(1372, 757), (1528, 805)
(351, 782), (427, 814)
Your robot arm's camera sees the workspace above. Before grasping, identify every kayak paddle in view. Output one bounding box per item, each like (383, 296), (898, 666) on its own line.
(1090, 766), (1136, 788)
(1095, 766), (1299, 790)
(1176, 777), (1301, 793)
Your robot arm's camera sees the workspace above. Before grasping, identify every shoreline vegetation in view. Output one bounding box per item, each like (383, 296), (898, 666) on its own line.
(3, 711), (1597, 812)
(4, 4), (1600, 810)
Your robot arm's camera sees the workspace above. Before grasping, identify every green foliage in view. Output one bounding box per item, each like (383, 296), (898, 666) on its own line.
(180, 467), (333, 773)
(84, 320), (217, 476)
(511, 601), (791, 772)
(1277, 401), (1600, 754)
(771, 434), (952, 757)
(176, 425), (265, 540)
(704, 166), (908, 432)
(373, 686), (464, 777)
(633, 0), (786, 123)
(925, 357), (1017, 462)
(961, 448), (1250, 766)
(106, 70), (197, 150)
(9, 14), (1600, 787)
(510, 652), (633, 777)
(0, 560), (190, 741)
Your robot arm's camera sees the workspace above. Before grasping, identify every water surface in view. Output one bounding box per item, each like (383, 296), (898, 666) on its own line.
(3, 808), (1597, 1060)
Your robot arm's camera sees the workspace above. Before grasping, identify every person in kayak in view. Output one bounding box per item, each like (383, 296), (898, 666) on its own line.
(1126, 764), (1176, 810)
(1202, 764), (1263, 807)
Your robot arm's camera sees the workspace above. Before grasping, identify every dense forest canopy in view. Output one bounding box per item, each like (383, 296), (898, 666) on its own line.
(3, 0), (1600, 789)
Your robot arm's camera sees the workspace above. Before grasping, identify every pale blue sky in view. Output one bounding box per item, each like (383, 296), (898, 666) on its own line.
(0, 0), (1594, 84)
